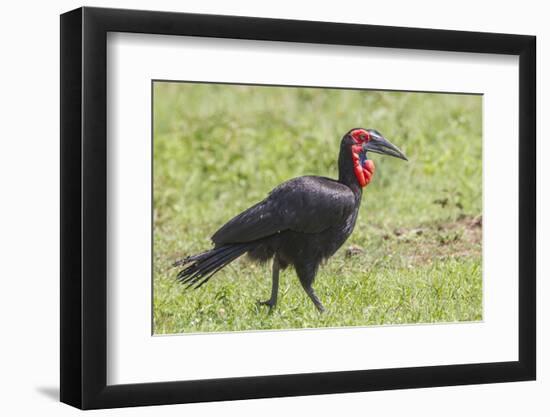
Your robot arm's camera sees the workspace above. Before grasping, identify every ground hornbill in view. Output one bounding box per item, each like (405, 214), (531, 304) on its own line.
(175, 128), (407, 312)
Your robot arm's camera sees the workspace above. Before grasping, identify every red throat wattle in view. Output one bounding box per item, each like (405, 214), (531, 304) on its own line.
(351, 144), (375, 188)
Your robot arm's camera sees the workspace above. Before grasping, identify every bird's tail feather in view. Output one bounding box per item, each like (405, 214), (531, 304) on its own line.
(174, 243), (252, 289)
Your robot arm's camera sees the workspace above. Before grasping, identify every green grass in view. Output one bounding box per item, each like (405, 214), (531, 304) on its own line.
(153, 82), (483, 334)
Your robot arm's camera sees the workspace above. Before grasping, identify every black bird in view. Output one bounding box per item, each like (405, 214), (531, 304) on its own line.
(174, 128), (407, 312)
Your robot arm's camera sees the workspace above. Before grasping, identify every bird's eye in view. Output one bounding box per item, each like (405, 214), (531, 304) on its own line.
(350, 129), (369, 144)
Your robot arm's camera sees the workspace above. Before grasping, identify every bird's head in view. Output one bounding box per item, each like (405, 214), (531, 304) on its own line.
(341, 128), (408, 188)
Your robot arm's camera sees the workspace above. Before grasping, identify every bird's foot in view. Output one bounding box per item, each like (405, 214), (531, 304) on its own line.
(314, 303), (326, 313)
(257, 299), (276, 311)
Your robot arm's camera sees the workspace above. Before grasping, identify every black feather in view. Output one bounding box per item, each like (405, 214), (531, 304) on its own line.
(175, 243), (252, 289)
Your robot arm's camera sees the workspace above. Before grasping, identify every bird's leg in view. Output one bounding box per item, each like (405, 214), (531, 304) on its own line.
(258, 258), (280, 309)
(301, 283), (326, 313)
(296, 264), (325, 313)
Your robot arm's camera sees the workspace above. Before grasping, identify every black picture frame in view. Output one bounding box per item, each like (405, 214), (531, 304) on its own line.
(60, 6), (536, 410)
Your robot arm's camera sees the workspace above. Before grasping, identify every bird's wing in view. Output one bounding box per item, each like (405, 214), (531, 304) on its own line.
(211, 176), (356, 245)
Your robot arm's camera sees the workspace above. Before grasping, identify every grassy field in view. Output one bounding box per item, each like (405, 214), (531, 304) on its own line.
(153, 82), (482, 334)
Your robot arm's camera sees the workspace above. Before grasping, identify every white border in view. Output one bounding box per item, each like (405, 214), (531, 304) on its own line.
(107, 33), (519, 385)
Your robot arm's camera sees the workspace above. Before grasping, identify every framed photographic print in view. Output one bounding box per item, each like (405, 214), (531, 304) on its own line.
(60, 6), (536, 409)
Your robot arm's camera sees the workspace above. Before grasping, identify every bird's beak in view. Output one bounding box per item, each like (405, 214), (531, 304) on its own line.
(363, 134), (408, 161)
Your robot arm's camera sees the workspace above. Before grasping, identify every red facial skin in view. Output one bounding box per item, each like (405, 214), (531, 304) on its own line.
(350, 129), (376, 188)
